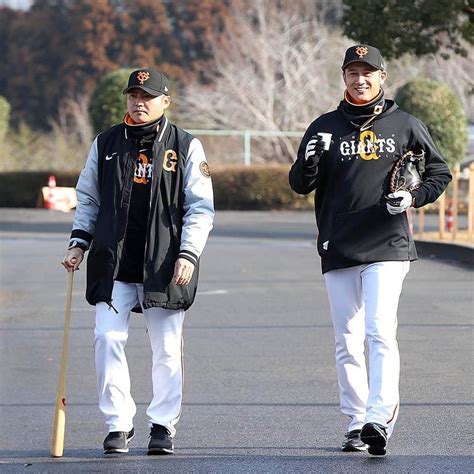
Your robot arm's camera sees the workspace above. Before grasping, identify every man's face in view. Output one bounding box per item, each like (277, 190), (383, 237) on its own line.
(343, 63), (387, 103)
(126, 88), (170, 124)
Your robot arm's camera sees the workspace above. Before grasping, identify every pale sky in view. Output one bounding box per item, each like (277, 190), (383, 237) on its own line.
(0, 0), (32, 9)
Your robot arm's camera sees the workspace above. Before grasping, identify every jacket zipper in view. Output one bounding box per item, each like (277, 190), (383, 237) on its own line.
(142, 117), (168, 287)
(143, 144), (158, 286)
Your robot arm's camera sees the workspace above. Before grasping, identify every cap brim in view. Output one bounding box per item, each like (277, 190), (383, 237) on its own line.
(122, 85), (168, 96)
(342, 60), (383, 71)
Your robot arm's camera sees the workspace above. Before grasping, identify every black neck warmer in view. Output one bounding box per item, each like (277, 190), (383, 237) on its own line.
(339, 89), (386, 130)
(124, 115), (164, 145)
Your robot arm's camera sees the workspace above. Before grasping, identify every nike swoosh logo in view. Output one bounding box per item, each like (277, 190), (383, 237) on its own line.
(105, 153), (118, 161)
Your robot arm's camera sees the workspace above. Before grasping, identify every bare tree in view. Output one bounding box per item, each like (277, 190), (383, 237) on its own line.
(63, 95), (93, 147)
(179, 0), (472, 164)
(44, 95), (93, 172)
(180, 0), (350, 163)
(424, 47), (474, 122)
(384, 42), (473, 123)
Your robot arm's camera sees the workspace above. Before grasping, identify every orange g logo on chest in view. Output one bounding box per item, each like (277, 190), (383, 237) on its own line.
(163, 149), (178, 172)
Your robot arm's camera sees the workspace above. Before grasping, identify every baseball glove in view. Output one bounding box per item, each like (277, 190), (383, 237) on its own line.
(388, 150), (425, 193)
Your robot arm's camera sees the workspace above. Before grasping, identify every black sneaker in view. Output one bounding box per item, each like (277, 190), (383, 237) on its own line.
(341, 429), (368, 452)
(103, 427), (135, 454)
(147, 424), (174, 455)
(360, 422), (388, 456)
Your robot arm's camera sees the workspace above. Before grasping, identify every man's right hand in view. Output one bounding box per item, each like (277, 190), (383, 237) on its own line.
(62, 247), (84, 272)
(304, 136), (327, 167)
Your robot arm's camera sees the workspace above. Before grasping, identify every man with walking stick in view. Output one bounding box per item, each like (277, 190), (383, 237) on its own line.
(62, 68), (214, 455)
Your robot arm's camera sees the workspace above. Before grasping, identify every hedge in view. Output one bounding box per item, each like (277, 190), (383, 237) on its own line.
(0, 172), (79, 208)
(0, 165), (313, 209)
(211, 165), (312, 210)
(395, 79), (467, 168)
(89, 68), (134, 134)
(0, 96), (10, 142)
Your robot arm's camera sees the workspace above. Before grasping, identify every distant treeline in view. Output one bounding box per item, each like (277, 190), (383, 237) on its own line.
(1, 0), (471, 132)
(0, 0), (231, 130)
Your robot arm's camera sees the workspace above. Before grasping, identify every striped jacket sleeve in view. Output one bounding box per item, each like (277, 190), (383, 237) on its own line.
(69, 137), (100, 248)
(178, 138), (215, 265)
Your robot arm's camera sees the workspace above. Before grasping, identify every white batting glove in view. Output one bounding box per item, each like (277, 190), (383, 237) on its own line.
(386, 190), (413, 215)
(304, 138), (327, 171)
(305, 138), (326, 161)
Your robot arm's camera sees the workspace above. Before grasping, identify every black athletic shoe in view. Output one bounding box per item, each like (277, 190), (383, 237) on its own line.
(341, 429), (368, 452)
(103, 427), (135, 454)
(360, 422), (388, 456)
(148, 424), (174, 455)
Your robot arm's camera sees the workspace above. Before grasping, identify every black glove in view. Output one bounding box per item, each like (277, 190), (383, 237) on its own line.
(303, 136), (327, 168)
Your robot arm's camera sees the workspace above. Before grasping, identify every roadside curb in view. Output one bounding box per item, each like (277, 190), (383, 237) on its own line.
(415, 239), (474, 267)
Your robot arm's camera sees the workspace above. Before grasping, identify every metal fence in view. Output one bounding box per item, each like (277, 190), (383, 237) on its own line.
(412, 163), (474, 243)
(186, 129), (304, 166)
(186, 129), (474, 243)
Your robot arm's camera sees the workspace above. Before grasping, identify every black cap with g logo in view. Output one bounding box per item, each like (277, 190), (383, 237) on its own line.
(123, 68), (170, 96)
(342, 45), (385, 71)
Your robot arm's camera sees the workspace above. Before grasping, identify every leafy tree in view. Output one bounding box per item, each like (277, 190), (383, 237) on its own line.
(395, 79), (468, 168)
(164, 0), (231, 81)
(342, 0), (473, 59)
(113, 0), (183, 79)
(110, 0), (232, 82)
(115, 0), (171, 61)
(88, 68), (134, 133)
(0, 0), (232, 130)
(1, 1), (120, 129)
(0, 7), (18, 95)
(0, 2), (72, 128)
(62, 0), (118, 96)
(0, 96), (11, 142)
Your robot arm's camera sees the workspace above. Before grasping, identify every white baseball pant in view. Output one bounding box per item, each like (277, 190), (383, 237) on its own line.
(94, 281), (185, 436)
(324, 261), (410, 436)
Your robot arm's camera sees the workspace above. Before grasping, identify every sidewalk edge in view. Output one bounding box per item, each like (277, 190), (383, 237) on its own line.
(415, 239), (474, 267)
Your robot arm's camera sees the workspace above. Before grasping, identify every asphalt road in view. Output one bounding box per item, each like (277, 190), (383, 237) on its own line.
(0, 209), (472, 473)
(0, 208), (468, 240)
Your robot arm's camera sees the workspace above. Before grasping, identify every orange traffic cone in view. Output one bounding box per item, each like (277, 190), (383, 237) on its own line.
(48, 175), (57, 188)
(44, 175), (57, 209)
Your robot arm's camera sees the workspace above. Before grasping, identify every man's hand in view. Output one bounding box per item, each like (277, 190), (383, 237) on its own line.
(304, 136), (327, 167)
(386, 190), (413, 215)
(61, 247), (84, 272)
(173, 258), (195, 285)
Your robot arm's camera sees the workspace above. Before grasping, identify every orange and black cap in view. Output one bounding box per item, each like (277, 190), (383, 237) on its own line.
(342, 44), (385, 71)
(123, 68), (170, 96)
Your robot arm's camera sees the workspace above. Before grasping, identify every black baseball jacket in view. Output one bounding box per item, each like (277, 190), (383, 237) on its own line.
(289, 96), (452, 274)
(70, 117), (214, 310)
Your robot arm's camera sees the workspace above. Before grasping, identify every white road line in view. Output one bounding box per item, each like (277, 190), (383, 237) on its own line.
(198, 289), (229, 295)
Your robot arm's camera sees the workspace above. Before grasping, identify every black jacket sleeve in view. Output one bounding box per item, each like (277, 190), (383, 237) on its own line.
(289, 126), (318, 195)
(408, 117), (452, 208)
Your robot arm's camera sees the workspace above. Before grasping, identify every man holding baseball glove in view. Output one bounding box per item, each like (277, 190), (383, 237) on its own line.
(289, 45), (451, 455)
(62, 68), (214, 455)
